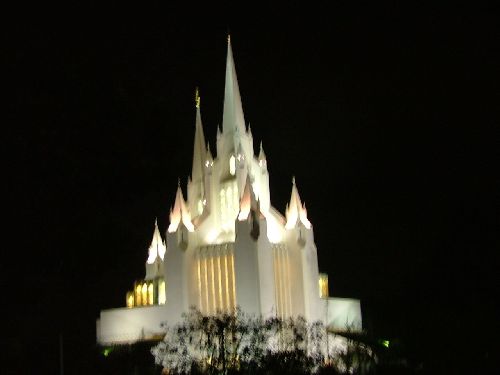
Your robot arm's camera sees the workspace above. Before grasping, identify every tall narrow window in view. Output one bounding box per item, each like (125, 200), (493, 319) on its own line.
(197, 199), (203, 215)
(148, 283), (154, 305)
(229, 155), (236, 175)
(196, 244), (236, 315)
(273, 244), (292, 318)
(158, 279), (166, 305)
(126, 291), (134, 308)
(319, 274), (329, 298)
(142, 283), (148, 306)
(135, 284), (142, 306)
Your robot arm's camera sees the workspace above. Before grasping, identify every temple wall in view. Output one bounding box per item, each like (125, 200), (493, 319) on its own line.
(97, 305), (171, 345)
(233, 220), (261, 315)
(321, 297), (363, 332)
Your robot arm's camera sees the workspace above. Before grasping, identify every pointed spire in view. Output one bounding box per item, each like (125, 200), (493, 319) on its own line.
(146, 218), (166, 264)
(222, 37), (246, 135)
(168, 185), (195, 233)
(192, 88), (206, 182)
(258, 141), (267, 170)
(285, 177), (311, 229)
(258, 141), (266, 160)
(195, 86), (201, 108)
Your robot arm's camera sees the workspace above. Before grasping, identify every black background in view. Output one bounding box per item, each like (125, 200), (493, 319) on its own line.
(6, 3), (497, 373)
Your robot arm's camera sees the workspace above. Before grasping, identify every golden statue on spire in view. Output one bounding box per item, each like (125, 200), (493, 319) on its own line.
(195, 87), (200, 108)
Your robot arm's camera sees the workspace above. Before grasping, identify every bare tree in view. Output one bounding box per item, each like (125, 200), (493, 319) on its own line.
(152, 307), (374, 374)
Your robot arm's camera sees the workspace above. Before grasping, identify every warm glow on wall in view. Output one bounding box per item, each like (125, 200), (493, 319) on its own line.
(128, 278), (166, 307)
(135, 284), (142, 306)
(148, 283), (154, 305)
(141, 283), (148, 306)
(126, 291), (134, 308)
(205, 229), (219, 244)
(319, 273), (329, 298)
(238, 185), (251, 220)
(265, 212), (283, 243)
(196, 244), (236, 315)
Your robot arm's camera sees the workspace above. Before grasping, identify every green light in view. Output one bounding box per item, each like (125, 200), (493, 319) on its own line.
(381, 340), (390, 348)
(103, 347), (113, 357)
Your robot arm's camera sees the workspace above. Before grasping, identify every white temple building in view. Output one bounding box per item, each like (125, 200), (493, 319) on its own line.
(96, 39), (362, 345)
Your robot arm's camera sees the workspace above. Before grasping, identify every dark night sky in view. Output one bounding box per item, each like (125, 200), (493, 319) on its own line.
(6, 3), (497, 373)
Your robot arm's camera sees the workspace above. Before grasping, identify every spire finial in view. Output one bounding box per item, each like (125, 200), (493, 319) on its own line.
(222, 34), (246, 135)
(177, 177), (181, 187)
(195, 87), (200, 108)
(292, 176), (296, 185)
(227, 34), (231, 44)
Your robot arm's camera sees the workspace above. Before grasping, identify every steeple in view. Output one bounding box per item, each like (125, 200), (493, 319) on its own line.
(146, 218), (166, 264)
(258, 141), (266, 160)
(258, 141), (267, 170)
(285, 177), (311, 229)
(168, 184), (195, 233)
(222, 36), (246, 135)
(191, 88), (206, 182)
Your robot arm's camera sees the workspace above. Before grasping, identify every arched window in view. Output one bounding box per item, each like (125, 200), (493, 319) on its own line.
(135, 284), (142, 306)
(141, 283), (148, 306)
(126, 291), (134, 308)
(229, 155), (236, 175)
(158, 279), (166, 305)
(148, 283), (154, 305)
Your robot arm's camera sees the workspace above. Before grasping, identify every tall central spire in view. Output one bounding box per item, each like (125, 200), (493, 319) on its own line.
(222, 36), (246, 135)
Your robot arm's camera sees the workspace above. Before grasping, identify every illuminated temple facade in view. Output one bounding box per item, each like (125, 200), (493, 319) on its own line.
(96, 40), (362, 345)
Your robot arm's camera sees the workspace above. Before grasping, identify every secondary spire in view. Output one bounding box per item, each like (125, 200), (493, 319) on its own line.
(146, 218), (166, 264)
(168, 185), (195, 233)
(191, 87), (206, 182)
(285, 177), (311, 229)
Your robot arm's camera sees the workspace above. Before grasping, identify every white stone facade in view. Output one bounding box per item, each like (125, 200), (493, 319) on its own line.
(96, 40), (361, 345)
